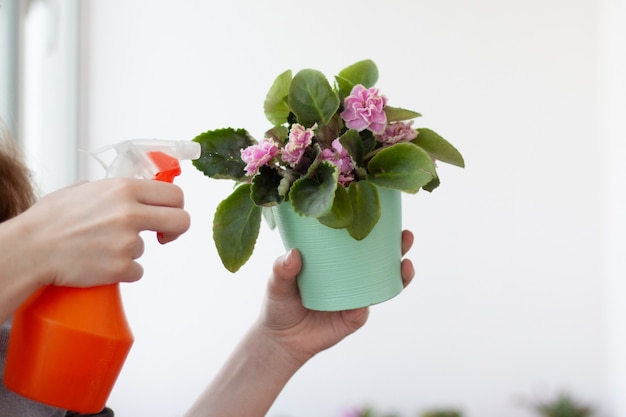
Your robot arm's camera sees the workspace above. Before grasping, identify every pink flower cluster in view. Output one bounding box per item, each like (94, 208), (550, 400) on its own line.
(321, 139), (355, 186)
(376, 120), (418, 145)
(340, 84), (387, 134)
(240, 83), (411, 187)
(240, 139), (278, 176)
(282, 123), (315, 167)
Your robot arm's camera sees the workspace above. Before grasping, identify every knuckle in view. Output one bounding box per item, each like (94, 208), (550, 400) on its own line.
(108, 177), (139, 197)
(113, 202), (144, 228)
(169, 184), (185, 208)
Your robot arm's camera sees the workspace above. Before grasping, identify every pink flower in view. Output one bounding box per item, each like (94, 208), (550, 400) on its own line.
(321, 139), (355, 186)
(240, 139), (279, 176)
(376, 120), (418, 145)
(340, 84), (387, 134)
(282, 123), (316, 167)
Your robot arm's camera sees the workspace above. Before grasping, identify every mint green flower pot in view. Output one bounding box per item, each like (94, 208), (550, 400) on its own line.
(272, 186), (403, 311)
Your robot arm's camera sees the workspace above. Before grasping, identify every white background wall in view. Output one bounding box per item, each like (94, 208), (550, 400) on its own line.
(600, 0), (626, 414)
(72, 0), (624, 416)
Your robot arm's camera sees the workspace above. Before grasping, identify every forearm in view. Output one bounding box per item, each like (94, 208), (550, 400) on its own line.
(0, 217), (45, 323)
(184, 320), (304, 417)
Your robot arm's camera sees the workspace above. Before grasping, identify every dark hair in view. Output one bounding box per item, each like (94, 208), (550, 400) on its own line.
(0, 120), (37, 222)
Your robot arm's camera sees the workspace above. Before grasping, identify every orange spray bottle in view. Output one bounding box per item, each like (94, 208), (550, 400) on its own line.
(4, 139), (201, 414)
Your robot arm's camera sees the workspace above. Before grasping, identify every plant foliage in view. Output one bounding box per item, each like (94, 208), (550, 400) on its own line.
(193, 60), (464, 272)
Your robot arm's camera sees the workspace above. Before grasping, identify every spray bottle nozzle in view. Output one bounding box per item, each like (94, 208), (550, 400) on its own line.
(90, 139), (201, 180)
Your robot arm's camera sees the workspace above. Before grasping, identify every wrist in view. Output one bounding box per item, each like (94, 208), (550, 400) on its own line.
(249, 319), (308, 373)
(11, 211), (54, 287)
(0, 216), (48, 321)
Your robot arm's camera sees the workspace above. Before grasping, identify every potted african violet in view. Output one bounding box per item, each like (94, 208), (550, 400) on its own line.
(192, 59), (464, 310)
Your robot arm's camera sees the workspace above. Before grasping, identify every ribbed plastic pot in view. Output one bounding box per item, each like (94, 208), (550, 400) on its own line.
(272, 186), (403, 311)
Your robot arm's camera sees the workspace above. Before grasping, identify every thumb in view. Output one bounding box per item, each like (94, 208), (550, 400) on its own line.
(341, 307), (370, 333)
(268, 249), (302, 299)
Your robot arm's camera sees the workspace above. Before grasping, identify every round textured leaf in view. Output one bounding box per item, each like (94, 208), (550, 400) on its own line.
(193, 128), (254, 180)
(413, 128), (465, 168)
(335, 76), (354, 101)
(264, 69), (292, 126)
(338, 129), (364, 167)
(289, 161), (338, 218)
(347, 181), (380, 240)
(317, 184), (353, 229)
(288, 69), (340, 127)
(251, 165), (284, 207)
(367, 142), (436, 193)
(337, 59), (379, 98)
(213, 184), (262, 272)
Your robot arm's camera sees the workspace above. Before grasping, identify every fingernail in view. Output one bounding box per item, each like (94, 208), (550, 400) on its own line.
(284, 249), (294, 266)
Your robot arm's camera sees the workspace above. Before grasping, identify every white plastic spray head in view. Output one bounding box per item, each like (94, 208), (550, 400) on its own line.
(90, 139), (201, 179)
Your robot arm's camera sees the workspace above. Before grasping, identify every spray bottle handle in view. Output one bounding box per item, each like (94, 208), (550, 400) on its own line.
(147, 151), (182, 241)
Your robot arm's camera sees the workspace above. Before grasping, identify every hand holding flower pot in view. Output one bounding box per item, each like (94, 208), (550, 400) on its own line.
(192, 60), (464, 310)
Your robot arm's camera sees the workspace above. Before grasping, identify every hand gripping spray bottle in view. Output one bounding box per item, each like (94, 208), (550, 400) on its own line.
(4, 139), (201, 414)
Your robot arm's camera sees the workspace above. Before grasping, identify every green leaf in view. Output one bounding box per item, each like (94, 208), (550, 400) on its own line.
(422, 175), (440, 193)
(251, 165), (284, 207)
(314, 114), (343, 147)
(192, 128), (254, 181)
(334, 76), (354, 101)
(288, 69), (340, 127)
(264, 69), (292, 126)
(265, 125), (289, 144)
(289, 161), (338, 217)
(360, 130), (378, 155)
(317, 184), (353, 229)
(347, 181), (380, 240)
(385, 106), (422, 122)
(336, 59), (379, 97)
(367, 142), (436, 193)
(213, 184), (262, 272)
(413, 128), (465, 168)
(338, 129), (364, 167)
